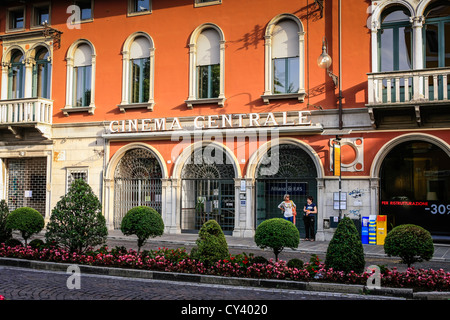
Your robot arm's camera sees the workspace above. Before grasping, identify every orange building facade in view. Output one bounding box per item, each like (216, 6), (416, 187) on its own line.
(0, 0), (449, 241)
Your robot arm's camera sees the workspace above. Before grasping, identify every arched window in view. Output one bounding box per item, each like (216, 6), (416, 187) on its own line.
(119, 33), (155, 112)
(378, 6), (412, 72)
(8, 50), (25, 99)
(186, 24), (225, 109)
(63, 40), (96, 115)
(33, 47), (51, 99)
(73, 44), (92, 107)
(423, 0), (450, 69)
(262, 14), (305, 104)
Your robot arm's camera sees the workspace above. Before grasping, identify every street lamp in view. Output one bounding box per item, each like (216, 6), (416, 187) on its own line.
(317, 37), (338, 87)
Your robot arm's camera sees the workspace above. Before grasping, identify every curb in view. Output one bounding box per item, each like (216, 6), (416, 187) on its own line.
(2, 257), (449, 300)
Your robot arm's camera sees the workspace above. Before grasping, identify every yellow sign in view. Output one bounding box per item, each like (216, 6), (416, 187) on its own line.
(334, 143), (341, 176)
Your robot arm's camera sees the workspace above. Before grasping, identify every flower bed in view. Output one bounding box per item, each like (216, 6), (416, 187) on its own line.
(0, 243), (449, 292)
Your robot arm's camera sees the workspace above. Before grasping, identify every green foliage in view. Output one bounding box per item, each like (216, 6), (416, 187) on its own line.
(251, 255), (268, 265)
(325, 216), (365, 274)
(384, 224), (434, 267)
(120, 206), (164, 252)
(287, 258), (304, 269)
(45, 179), (108, 253)
(191, 220), (229, 266)
(6, 207), (44, 246)
(254, 218), (299, 261)
(0, 200), (12, 244)
(29, 239), (45, 249)
(5, 238), (22, 247)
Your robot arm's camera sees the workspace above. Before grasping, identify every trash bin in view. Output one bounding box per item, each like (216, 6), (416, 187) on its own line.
(376, 215), (387, 245)
(361, 216), (369, 244)
(368, 215), (377, 245)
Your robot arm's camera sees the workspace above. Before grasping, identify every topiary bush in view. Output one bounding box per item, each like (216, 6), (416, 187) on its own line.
(325, 216), (365, 274)
(120, 206), (164, 252)
(0, 200), (12, 244)
(254, 218), (299, 261)
(29, 238), (45, 249)
(287, 258), (304, 269)
(384, 224), (434, 267)
(191, 219), (229, 266)
(45, 179), (108, 253)
(6, 207), (44, 246)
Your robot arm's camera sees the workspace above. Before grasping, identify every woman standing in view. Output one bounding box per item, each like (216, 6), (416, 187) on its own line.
(278, 194), (296, 223)
(303, 196), (317, 241)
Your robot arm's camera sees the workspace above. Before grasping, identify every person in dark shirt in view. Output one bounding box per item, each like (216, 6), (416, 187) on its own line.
(303, 196), (317, 241)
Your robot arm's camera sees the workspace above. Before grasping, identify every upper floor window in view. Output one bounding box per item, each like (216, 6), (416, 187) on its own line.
(186, 24), (225, 108)
(73, 44), (93, 107)
(423, 0), (450, 69)
(262, 14), (305, 104)
(195, 0), (222, 7)
(74, 0), (93, 21)
(129, 0), (151, 14)
(63, 40), (96, 115)
(378, 6), (412, 72)
(119, 32), (155, 112)
(32, 3), (50, 27)
(8, 50), (25, 99)
(7, 7), (25, 31)
(33, 47), (52, 99)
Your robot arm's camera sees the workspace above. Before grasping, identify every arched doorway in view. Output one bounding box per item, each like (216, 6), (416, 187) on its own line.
(113, 148), (162, 228)
(379, 140), (450, 241)
(255, 144), (318, 237)
(181, 145), (236, 234)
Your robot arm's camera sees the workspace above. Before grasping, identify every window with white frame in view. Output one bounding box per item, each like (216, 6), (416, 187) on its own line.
(66, 167), (88, 192)
(186, 24), (225, 109)
(262, 14), (305, 104)
(63, 40), (96, 115)
(194, 0), (222, 7)
(119, 33), (155, 112)
(128, 0), (151, 15)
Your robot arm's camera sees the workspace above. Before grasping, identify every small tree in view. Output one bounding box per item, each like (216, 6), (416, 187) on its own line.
(45, 179), (108, 252)
(120, 206), (164, 252)
(325, 216), (365, 274)
(191, 220), (229, 266)
(6, 207), (44, 246)
(384, 224), (434, 267)
(0, 200), (12, 244)
(254, 218), (299, 261)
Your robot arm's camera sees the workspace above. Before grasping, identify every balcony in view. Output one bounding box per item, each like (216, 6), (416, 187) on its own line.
(0, 97), (53, 140)
(367, 67), (450, 128)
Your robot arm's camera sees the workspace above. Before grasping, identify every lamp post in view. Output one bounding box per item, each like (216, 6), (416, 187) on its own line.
(317, 0), (343, 130)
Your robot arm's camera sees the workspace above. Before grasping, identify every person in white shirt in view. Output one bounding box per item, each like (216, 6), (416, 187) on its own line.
(278, 194), (296, 223)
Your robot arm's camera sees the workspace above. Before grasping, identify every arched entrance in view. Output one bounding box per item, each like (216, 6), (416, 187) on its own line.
(255, 144), (318, 237)
(180, 145), (236, 234)
(379, 140), (450, 241)
(113, 148), (162, 228)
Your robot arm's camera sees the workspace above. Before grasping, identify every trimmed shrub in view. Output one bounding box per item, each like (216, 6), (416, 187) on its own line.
(29, 239), (45, 249)
(120, 206), (164, 252)
(0, 200), (12, 244)
(252, 256), (269, 265)
(4, 238), (22, 247)
(254, 218), (300, 261)
(325, 216), (365, 274)
(6, 207), (44, 246)
(384, 224), (434, 267)
(191, 219), (229, 266)
(287, 258), (304, 269)
(45, 179), (108, 253)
